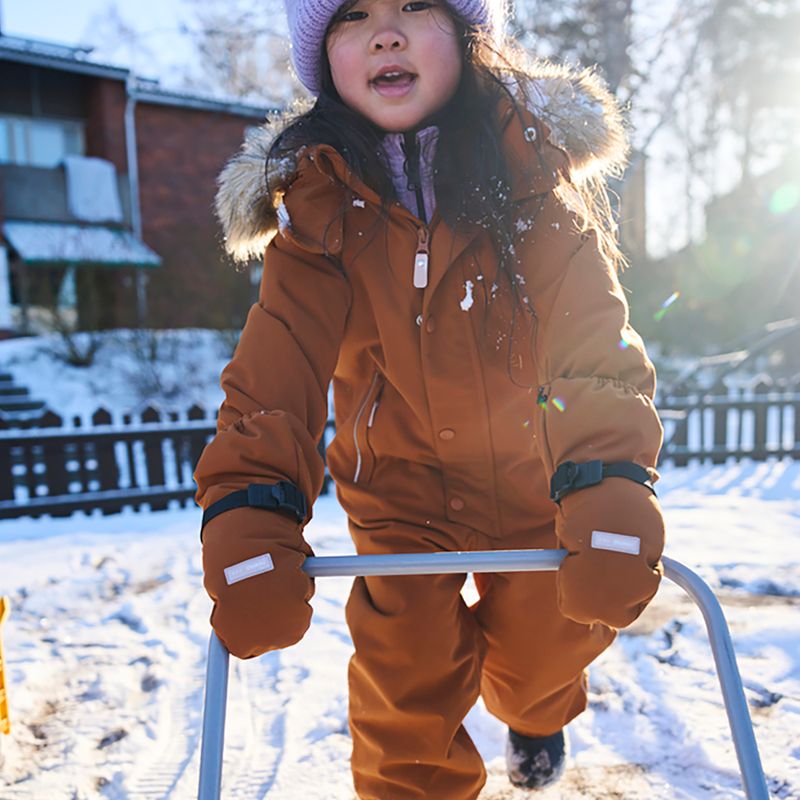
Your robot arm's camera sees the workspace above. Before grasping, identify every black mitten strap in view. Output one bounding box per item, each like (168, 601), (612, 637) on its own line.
(549, 460), (656, 505)
(200, 481), (308, 540)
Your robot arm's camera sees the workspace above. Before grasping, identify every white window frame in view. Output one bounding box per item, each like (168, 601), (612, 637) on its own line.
(0, 115), (85, 168)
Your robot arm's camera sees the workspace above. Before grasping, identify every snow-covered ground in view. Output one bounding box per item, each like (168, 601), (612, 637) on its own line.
(0, 331), (230, 420)
(0, 459), (798, 799)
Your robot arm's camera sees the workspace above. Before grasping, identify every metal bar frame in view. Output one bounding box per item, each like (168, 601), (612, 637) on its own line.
(198, 550), (769, 799)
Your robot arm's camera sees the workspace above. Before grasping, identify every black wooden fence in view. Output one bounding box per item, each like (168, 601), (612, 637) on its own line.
(0, 406), (215, 520)
(0, 384), (797, 520)
(658, 383), (800, 466)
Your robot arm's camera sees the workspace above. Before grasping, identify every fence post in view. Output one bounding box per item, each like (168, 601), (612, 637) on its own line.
(752, 382), (769, 460)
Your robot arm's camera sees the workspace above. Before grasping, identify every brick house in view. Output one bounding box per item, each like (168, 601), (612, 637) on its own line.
(0, 33), (274, 334)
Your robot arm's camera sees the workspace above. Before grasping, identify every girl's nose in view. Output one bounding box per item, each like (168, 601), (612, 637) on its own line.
(370, 28), (407, 52)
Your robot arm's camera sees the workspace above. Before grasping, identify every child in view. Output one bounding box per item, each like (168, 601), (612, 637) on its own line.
(195, 0), (666, 796)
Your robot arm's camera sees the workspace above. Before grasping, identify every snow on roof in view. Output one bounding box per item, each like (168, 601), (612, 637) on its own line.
(0, 34), (129, 80)
(0, 33), (95, 61)
(130, 79), (275, 119)
(2, 220), (161, 268)
(1, 35), (277, 118)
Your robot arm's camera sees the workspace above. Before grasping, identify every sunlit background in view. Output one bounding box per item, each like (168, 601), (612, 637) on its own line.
(1, 6), (800, 798)
(1, 0), (800, 360)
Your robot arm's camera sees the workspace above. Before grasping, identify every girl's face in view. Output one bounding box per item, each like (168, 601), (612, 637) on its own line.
(325, 0), (463, 132)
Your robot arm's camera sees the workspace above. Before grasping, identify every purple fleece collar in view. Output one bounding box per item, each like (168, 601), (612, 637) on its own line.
(382, 126), (439, 223)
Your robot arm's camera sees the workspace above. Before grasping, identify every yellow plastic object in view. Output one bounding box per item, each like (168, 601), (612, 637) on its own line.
(0, 596), (9, 734)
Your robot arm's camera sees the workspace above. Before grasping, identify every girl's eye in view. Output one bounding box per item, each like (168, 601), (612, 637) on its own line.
(339, 9), (368, 21)
(403, 1), (434, 9)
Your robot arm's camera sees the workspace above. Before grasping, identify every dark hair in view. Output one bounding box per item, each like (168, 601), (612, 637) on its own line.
(267, 4), (625, 306)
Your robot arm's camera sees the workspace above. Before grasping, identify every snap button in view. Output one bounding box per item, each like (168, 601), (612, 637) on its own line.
(425, 317), (436, 333)
(449, 497), (465, 511)
(416, 314), (423, 327)
(439, 428), (455, 441)
(524, 126), (537, 142)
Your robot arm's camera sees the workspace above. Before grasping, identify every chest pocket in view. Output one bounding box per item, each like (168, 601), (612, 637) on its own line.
(353, 371), (385, 484)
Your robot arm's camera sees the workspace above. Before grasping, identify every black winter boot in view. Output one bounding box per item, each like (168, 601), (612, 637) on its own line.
(505, 727), (566, 790)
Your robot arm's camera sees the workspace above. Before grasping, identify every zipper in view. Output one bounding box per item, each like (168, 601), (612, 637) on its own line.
(537, 385), (549, 407)
(535, 382), (555, 476)
(414, 226), (430, 289)
(367, 384), (384, 428)
(403, 130), (431, 289)
(353, 371), (381, 483)
(403, 130), (427, 224)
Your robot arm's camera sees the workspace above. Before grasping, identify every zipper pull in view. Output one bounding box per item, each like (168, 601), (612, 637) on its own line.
(537, 386), (549, 407)
(367, 385), (384, 428)
(414, 226), (430, 289)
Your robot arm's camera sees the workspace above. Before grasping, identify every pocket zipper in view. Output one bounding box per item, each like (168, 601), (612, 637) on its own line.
(353, 372), (381, 483)
(367, 395), (381, 428)
(535, 382), (555, 476)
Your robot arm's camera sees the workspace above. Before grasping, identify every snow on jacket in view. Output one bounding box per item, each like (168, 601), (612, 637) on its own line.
(195, 60), (663, 585)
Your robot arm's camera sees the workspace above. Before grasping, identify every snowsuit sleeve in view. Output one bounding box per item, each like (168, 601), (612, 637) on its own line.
(527, 193), (666, 628)
(194, 159), (351, 511)
(530, 215), (663, 476)
(194, 159), (351, 659)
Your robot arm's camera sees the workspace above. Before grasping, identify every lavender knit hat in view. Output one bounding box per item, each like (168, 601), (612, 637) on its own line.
(285, 0), (503, 95)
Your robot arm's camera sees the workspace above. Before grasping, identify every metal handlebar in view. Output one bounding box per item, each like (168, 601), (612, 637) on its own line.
(198, 550), (769, 799)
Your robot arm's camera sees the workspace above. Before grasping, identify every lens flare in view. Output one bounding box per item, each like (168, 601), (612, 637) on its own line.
(552, 397), (566, 412)
(769, 183), (800, 216)
(654, 290), (680, 322)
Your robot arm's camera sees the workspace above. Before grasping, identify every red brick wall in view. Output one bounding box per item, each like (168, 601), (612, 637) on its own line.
(85, 79), (128, 171)
(83, 78), (136, 328)
(135, 103), (257, 328)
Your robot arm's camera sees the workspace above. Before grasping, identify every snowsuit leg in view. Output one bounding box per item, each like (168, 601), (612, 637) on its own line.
(346, 519), (489, 800)
(344, 517), (616, 799)
(472, 521), (617, 737)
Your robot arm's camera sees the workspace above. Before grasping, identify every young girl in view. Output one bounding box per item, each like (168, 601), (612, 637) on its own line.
(195, 0), (666, 796)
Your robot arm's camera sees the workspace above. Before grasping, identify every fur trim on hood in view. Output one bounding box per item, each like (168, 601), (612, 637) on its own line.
(215, 59), (629, 262)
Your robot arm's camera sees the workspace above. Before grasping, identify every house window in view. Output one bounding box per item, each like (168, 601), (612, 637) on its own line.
(0, 115), (85, 168)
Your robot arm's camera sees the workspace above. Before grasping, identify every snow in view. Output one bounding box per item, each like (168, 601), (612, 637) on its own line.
(515, 217), (533, 233)
(0, 459), (798, 798)
(0, 337), (797, 798)
(63, 156), (124, 224)
(461, 280), (475, 311)
(1, 222), (160, 267)
(0, 330), (229, 421)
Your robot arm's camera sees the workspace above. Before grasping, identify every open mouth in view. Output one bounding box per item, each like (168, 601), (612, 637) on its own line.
(370, 71), (417, 93)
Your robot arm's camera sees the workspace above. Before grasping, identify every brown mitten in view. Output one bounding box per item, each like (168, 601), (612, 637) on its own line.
(202, 506), (314, 659)
(555, 477), (665, 628)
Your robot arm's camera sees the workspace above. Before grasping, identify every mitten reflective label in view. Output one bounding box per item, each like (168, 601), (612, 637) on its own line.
(591, 531), (640, 555)
(224, 553), (275, 585)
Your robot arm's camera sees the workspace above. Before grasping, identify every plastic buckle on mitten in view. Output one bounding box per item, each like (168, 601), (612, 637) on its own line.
(273, 482), (308, 523)
(550, 460), (604, 504)
(247, 483), (278, 511)
(246, 483), (307, 523)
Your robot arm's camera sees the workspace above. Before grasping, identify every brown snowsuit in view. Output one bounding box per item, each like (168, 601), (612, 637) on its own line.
(195, 65), (666, 800)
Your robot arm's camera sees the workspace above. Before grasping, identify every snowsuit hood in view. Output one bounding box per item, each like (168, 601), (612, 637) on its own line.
(215, 59), (629, 262)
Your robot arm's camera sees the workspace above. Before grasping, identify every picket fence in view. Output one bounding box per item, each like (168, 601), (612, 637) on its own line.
(0, 383), (798, 519)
